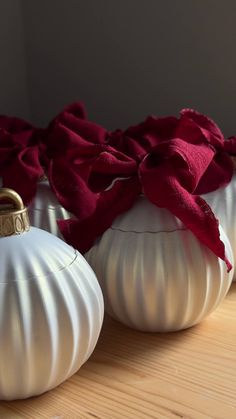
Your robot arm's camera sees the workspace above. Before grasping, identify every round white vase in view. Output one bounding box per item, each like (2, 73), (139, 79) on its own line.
(0, 189), (104, 400)
(203, 172), (236, 281)
(28, 179), (71, 238)
(86, 196), (233, 332)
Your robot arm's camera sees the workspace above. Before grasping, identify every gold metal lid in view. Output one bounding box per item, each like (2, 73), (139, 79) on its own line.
(0, 188), (30, 237)
(39, 174), (48, 182)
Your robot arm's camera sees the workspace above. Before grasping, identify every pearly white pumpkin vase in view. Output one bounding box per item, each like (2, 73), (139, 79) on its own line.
(203, 172), (236, 281)
(28, 179), (71, 237)
(0, 227), (104, 400)
(86, 196), (233, 332)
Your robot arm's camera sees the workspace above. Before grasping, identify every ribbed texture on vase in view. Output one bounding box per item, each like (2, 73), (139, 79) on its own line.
(0, 228), (76, 282)
(0, 230), (104, 400)
(86, 196), (233, 332)
(112, 195), (185, 232)
(203, 173), (236, 281)
(28, 180), (71, 237)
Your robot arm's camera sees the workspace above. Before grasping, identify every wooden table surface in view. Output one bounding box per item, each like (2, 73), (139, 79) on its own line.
(0, 284), (236, 419)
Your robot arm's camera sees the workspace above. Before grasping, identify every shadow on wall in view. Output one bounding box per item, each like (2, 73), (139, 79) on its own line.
(0, 0), (29, 119)
(3, 0), (236, 135)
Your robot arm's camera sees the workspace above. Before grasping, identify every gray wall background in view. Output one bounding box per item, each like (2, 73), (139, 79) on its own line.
(0, 0), (29, 119)
(1, 0), (236, 135)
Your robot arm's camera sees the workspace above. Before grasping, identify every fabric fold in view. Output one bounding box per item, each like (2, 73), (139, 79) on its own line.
(39, 106), (235, 268)
(139, 140), (231, 271)
(0, 104), (234, 269)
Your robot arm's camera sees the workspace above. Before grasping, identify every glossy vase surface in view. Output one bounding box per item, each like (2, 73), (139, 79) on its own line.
(86, 196), (233, 332)
(0, 227), (104, 400)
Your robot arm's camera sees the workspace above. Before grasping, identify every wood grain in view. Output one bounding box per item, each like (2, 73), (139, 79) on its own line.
(0, 284), (236, 419)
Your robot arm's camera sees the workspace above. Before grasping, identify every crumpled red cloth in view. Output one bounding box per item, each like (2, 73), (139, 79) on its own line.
(0, 103), (86, 204)
(43, 103), (140, 250)
(0, 104), (234, 270)
(178, 109), (236, 193)
(109, 109), (235, 194)
(0, 116), (44, 204)
(45, 106), (234, 270)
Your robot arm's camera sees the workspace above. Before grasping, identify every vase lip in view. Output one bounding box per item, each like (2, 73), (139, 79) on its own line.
(110, 195), (187, 234)
(0, 226), (79, 283)
(0, 188), (30, 238)
(109, 225), (188, 234)
(0, 247), (79, 284)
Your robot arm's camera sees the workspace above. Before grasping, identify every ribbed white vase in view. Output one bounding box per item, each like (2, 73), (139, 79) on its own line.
(86, 196), (233, 332)
(203, 172), (236, 281)
(0, 227), (104, 400)
(28, 179), (71, 237)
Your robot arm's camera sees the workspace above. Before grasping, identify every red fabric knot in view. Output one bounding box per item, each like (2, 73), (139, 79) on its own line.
(108, 108), (233, 270)
(0, 104), (233, 271)
(110, 109), (234, 193)
(45, 105), (232, 270)
(0, 103), (87, 205)
(44, 104), (140, 252)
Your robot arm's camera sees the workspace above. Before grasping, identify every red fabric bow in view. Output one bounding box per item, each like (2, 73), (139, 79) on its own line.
(0, 103), (87, 204)
(0, 104), (233, 270)
(110, 108), (234, 193)
(46, 106), (233, 270)
(44, 104), (140, 250)
(0, 116), (44, 204)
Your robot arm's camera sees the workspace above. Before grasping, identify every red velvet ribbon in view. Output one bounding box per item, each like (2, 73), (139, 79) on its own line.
(0, 105), (235, 270)
(45, 106), (234, 270)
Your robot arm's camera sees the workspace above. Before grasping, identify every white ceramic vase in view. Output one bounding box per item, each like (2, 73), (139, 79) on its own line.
(203, 172), (236, 281)
(0, 189), (104, 400)
(86, 196), (233, 332)
(28, 179), (71, 237)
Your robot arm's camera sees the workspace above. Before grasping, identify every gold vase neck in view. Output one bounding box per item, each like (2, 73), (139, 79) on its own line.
(0, 188), (30, 237)
(39, 174), (48, 182)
